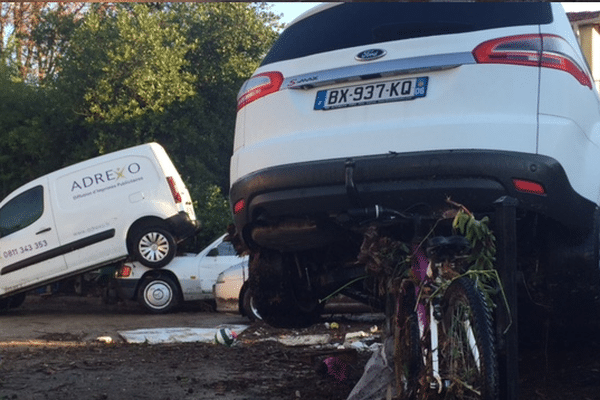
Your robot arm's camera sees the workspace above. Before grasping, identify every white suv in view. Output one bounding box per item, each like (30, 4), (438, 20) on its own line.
(230, 3), (600, 327)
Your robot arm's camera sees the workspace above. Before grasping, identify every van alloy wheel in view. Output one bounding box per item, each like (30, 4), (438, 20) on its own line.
(132, 226), (176, 269)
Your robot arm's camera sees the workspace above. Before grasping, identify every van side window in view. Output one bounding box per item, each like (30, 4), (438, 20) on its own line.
(216, 241), (237, 256)
(0, 186), (44, 237)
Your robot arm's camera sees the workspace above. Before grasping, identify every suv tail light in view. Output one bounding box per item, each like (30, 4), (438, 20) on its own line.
(473, 34), (592, 89)
(233, 198), (245, 215)
(237, 72), (284, 111)
(166, 176), (182, 204)
(513, 179), (546, 196)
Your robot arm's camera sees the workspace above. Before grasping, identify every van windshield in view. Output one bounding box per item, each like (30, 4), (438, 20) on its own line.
(261, 3), (553, 66)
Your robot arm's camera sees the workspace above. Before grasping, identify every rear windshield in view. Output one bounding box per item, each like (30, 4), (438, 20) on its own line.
(261, 3), (553, 66)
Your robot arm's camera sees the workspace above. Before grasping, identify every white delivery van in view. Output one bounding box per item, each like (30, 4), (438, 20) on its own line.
(0, 142), (199, 301)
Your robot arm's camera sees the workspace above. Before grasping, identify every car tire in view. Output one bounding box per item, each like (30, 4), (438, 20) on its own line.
(131, 226), (176, 269)
(250, 250), (323, 328)
(137, 275), (180, 314)
(241, 286), (262, 322)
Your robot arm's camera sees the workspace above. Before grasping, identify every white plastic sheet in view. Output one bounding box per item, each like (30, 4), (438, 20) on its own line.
(347, 336), (397, 400)
(118, 324), (249, 344)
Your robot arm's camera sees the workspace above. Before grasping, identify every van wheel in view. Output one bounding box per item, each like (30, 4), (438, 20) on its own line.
(9, 292), (26, 308)
(132, 226), (176, 269)
(138, 275), (180, 314)
(0, 292), (26, 311)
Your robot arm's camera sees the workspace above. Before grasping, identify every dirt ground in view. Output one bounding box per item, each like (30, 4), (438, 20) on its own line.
(0, 294), (600, 400)
(0, 294), (380, 400)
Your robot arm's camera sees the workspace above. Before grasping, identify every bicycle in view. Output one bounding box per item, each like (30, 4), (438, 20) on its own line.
(334, 202), (501, 398)
(393, 233), (499, 400)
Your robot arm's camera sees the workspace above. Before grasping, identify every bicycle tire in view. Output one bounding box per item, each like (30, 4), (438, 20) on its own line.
(440, 277), (498, 400)
(393, 281), (422, 399)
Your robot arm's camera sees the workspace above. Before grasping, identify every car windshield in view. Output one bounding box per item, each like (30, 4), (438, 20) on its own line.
(261, 2), (553, 66)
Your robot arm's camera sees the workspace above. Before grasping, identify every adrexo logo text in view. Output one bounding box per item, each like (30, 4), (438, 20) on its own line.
(71, 163), (141, 191)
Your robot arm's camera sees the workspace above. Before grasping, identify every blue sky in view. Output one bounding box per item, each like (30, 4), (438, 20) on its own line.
(562, 2), (600, 12)
(268, 2), (322, 25)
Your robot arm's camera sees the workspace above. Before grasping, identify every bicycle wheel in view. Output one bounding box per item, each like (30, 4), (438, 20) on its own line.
(440, 277), (498, 400)
(393, 281), (423, 399)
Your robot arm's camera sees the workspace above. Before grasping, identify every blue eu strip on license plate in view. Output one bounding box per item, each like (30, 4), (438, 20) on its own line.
(314, 77), (428, 110)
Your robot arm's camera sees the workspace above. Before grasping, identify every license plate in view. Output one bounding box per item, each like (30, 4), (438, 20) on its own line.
(314, 77), (428, 110)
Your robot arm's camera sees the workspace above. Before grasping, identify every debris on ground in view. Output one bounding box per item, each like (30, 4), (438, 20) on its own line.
(347, 336), (397, 400)
(2, 295), (600, 399)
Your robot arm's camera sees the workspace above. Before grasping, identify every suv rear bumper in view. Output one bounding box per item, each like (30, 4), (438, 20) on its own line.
(230, 150), (597, 241)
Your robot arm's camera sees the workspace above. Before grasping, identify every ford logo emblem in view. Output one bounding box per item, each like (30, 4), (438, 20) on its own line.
(355, 49), (387, 62)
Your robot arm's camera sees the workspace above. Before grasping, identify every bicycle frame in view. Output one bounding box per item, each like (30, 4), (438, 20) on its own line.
(411, 244), (483, 394)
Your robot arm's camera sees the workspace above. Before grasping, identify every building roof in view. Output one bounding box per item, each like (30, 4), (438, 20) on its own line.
(568, 11), (600, 24)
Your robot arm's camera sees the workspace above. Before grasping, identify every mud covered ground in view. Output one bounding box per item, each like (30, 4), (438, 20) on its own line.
(0, 294), (379, 400)
(0, 328), (373, 400)
(0, 294), (599, 399)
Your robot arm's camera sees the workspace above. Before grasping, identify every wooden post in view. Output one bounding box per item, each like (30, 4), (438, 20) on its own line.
(493, 196), (519, 400)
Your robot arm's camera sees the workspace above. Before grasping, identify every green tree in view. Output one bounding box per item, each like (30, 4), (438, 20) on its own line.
(0, 2), (89, 83)
(168, 2), (281, 191)
(0, 69), (55, 196)
(56, 4), (196, 155)
(160, 2), (280, 245)
(191, 184), (234, 249)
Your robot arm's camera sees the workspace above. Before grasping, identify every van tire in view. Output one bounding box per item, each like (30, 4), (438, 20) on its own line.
(137, 275), (180, 313)
(0, 292), (26, 311)
(9, 292), (26, 308)
(132, 226), (176, 269)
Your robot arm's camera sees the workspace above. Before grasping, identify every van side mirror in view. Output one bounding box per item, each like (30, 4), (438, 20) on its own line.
(207, 248), (219, 257)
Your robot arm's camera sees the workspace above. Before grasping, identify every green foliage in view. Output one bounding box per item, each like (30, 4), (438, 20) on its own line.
(56, 4), (197, 154)
(169, 2), (281, 190)
(193, 184), (233, 248)
(29, 5), (82, 83)
(177, 183), (232, 252)
(0, 69), (60, 196)
(452, 209), (496, 271)
(450, 206), (507, 320)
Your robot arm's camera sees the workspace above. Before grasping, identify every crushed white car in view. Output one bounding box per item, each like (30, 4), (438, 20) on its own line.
(116, 234), (247, 313)
(213, 260), (261, 322)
